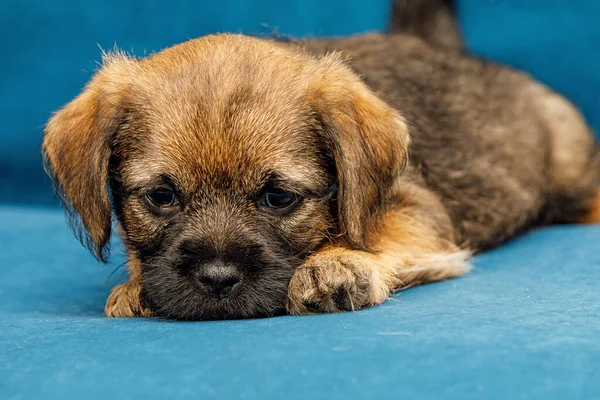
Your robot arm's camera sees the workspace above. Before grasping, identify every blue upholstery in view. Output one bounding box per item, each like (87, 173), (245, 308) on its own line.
(0, 0), (390, 205)
(1, 1), (599, 399)
(1, 205), (599, 399)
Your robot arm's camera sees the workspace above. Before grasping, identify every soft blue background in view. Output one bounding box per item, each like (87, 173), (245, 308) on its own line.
(1, 1), (599, 399)
(0, 0), (390, 205)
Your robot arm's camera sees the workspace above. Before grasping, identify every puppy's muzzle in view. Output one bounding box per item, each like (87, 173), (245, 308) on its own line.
(194, 260), (241, 299)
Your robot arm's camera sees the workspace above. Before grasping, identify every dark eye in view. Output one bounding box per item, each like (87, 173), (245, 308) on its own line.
(146, 189), (178, 208)
(264, 190), (298, 210)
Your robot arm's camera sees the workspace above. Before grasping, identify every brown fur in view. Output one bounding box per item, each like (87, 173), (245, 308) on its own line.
(287, 176), (469, 314)
(43, 32), (599, 320)
(390, 0), (462, 49)
(577, 190), (600, 224)
(105, 256), (151, 317)
(43, 58), (132, 261)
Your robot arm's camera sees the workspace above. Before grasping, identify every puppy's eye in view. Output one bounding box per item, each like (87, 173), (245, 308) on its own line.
(264, 190), (298, 210)
(146, 189), (178, 208)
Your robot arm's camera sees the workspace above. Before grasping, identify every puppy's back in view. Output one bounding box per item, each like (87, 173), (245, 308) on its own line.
(296, 33), (599, 250)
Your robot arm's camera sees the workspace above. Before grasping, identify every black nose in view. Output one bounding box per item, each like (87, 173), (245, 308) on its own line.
(195, 261), (241, 299)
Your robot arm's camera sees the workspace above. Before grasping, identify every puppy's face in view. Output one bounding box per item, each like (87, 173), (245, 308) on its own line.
(43, 34), (409, 320)
(110, 47), (335, 319)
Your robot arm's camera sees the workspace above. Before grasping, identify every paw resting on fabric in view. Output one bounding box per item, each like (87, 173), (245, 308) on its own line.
(105, 280), (153, 318)
(286, 250), (390, 314)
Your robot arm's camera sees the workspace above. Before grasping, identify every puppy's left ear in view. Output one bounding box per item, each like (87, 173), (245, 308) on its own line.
(43, 54), (135, 262)
(308, 55), (410, 250)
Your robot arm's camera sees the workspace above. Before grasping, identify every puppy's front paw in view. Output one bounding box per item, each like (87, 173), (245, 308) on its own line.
(105, 281), (153, 318)
(286, 250), (390, 315)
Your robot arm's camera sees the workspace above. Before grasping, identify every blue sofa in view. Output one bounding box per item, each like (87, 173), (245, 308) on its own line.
(1, 1), (599, 399)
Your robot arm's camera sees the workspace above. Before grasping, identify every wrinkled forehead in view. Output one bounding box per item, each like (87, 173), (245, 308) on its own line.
(121, 106), (328, 194)
(117, 46), (328, 194)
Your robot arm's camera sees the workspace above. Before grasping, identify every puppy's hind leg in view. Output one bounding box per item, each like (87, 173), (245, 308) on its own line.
(576, 190), (600, 224)
(532, 84), (600, 224)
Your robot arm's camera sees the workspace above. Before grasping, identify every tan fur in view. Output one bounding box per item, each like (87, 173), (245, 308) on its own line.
(43, 33), (598, 320)
(578, 191), (600, 224)
(305, 54), (410, 248)
(105, 257), (152, 318)
(287, 177), (470, 314)
(528, 83), (597, 193)
(105, 280), (152, 318)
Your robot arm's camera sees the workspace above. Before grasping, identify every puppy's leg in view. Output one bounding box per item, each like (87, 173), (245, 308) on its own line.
(577, 190), (600, 224)
(531, 84), (600, 224)
(105, 257), (153, 318)
(105, 280), (152, 318)
(287, 188), (471, 314)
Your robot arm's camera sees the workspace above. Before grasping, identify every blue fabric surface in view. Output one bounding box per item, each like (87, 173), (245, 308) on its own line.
(1, 205), (599, 399)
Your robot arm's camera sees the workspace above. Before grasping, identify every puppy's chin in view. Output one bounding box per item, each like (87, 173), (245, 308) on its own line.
(140, 259), (294, 321)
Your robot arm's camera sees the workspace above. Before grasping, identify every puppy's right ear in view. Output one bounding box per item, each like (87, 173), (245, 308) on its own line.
(42, 54), (136, 262)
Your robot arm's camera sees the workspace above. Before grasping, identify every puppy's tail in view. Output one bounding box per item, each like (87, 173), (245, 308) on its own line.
(389, 0), (463, 49)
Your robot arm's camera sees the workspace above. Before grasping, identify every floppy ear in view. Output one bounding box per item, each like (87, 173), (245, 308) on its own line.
(42, 54), (135, 262)
(308, 55), (410, 249)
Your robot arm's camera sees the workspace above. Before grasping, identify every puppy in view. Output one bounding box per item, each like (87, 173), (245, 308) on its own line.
(42, 32), (600, 320)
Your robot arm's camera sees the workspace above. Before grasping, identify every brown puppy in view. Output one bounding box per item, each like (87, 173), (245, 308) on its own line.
(43, 33), (600, 320)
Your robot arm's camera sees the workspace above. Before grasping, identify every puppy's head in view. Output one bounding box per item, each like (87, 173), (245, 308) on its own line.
(43, 34), (409, 320)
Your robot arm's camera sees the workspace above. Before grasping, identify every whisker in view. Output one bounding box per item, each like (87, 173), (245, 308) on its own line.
(105, 260), (128, 284)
